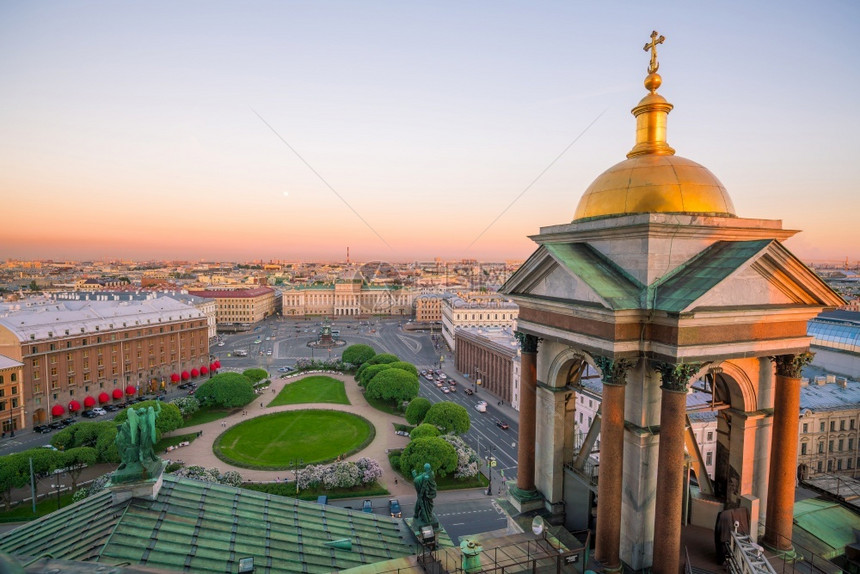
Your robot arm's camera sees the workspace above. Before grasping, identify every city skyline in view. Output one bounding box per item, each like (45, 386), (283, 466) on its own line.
(2, 1), (858, 262)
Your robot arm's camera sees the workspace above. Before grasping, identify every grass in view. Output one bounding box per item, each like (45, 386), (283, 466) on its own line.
(180, 405), (233, 428)
(242, 481), (388, 502)
(270, 376), (349, 406)
(214, 410), (375, 470)
(0, 492), (76, 523)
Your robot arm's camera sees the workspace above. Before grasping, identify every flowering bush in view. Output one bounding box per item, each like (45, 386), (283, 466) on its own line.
(72, 473), (110, 502)
(174, 465), (243, 486)
(440, 434), (480, 478)
(294, 358), (348, 372)
(295, 457), (382, 490)
(171, 396), (200, 417)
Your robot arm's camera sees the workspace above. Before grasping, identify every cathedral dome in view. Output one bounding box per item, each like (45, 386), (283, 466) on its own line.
(573, 32), (736, 222)
(573, 154), (735, 221)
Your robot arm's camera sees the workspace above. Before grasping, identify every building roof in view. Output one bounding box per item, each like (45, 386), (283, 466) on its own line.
(0, 475), (415, 574)
(544, 243), (642, 309)
(809, 310), (860, 354)
(800, 379), (860, 412)
(187, 287), (274, 299)
(0, 354), (23, 369)
(0, 296), (205, 342)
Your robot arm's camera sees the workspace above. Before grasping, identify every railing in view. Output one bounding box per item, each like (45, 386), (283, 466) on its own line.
(753, 525), (839, 574)
(726, 527), (778, 574)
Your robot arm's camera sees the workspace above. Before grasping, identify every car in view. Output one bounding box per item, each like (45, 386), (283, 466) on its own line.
(104, 404), (120, 412)
(178, 382), (191, 389)
(435, 381), (443, 388)
(362, 499), (373, 513)
(496, 420), (510, 430)
(49, 421), (64, 430)
(448, 386), (456, 392)
(33, 424), (51, 433)
(442, 387), (450, 394)
(92, 407), (107, 416)
(61, 417), (77, 426)
(278, 366), (293, 373)
(82, 410), (98, 418)
(388, 499), (402, 518)
(395, 430), (410, 437)
(218, 342), (225, 347)
(266, 350), (272, 356)
(42, 444), (58, 451)
(465, 388), (474, 395)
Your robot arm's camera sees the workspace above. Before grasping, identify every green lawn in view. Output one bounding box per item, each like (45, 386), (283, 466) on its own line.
(180, 406), (233, 428)
(0, 492), (76, 523)
(155, 432), (198, 453)
(242, 481), (388, 501)
(214, 410), (374, 470)
(270, 376), (349, 406)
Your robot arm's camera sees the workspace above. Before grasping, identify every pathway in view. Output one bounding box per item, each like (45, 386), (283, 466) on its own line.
(165, 371), (416, 497)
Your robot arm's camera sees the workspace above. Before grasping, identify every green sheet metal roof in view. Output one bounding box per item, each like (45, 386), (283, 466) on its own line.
(0, 475), (414, 574)
(792, 497), (860, 560)
(650, 240), (772, 313)
(544, 243), (643, 310)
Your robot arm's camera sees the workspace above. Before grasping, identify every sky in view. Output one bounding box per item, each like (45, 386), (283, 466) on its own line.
(1, 1), (858, 264)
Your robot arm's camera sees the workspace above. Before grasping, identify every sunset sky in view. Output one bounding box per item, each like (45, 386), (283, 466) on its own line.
(1, 1), (858, 263)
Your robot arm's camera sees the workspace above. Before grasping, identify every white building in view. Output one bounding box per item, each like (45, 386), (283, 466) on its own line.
(441, 292), (518, 351)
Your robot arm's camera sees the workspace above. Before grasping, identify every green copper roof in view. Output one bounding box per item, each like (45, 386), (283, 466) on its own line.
(792, 497), (860, 560)
(544, 243), (643, 310)
(650, 240), (772, 313)
(0, 475), (414, 574)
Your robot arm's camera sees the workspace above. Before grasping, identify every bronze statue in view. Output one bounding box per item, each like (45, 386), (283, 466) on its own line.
(411, 462), (439, 528)
(114, 402), (163, 482)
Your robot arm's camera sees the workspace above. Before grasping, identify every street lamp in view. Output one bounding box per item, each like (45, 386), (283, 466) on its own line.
(289, 458), (304, 495)
(486, 451), (496, 496)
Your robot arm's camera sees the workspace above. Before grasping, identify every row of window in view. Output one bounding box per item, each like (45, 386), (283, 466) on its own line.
(28, 323), (205, 351)
(802, 437), (857, 454)
(0, 374), (18, 384)
(802, 419), (857, 433)
(818, 458), (857, 472)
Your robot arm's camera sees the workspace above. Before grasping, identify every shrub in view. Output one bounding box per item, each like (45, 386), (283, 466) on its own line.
(342, 344), (376, 366)
(366, 368), (419, 406)
(440, 434), (479, 478)
(410, 423), (440, 440)
(358, 364), (390, 387)
(423, 401), (471, 435)
(405, 397), (432, 425)
(387, 361), (418, 378)
(367, 353), (399, 366)
(243, 368), (269, 384)
(171, 396), (200, 417)
(195, 372), (255, 408)
(399, 437), (457, 478)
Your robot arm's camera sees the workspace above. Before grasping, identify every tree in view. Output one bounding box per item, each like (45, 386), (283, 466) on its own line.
(358, 364), (390, 387)
(367, 353), (399, 366)
(399, 437), (457, 478)
(387, 361), (418, 378)
(26, 447), (65, 501)
(0, 454), (28, 512)
(342, 344), (376, 366)
(195, 372), (255, 408)
(423, 401), (471, 435)
(242, 368), (269, 384)
(366, 368), (419, 406)
(410, 423), (440, 440)
(60, 447), (98, 492)
(51, 420), (119, 462)
(114, 401), (183, 437)
(405, 397), (432, 425)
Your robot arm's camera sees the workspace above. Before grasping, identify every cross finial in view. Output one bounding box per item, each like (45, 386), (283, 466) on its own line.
(643, 30), (665, 75)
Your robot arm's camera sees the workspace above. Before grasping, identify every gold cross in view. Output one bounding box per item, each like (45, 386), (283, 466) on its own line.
(643, 30), (665, 74)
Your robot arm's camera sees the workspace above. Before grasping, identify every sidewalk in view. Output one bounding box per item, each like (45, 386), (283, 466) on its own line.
(164, 372), (417, 498)
(440, 363), (521, 424)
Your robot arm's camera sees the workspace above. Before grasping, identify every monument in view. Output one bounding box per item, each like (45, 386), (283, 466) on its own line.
(412, 462), (439, 529)
(112, 402), (165, 484)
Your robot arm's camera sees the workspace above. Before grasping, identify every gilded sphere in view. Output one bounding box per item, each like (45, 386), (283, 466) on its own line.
(644, 73), (662, 92)
(573, 154), (736, 221)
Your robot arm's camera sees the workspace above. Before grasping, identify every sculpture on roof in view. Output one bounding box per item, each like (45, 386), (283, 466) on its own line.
(412, 462), (439, 528)
(113, 402), (163, 483)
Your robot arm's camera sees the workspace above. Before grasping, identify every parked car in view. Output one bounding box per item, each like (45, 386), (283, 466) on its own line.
(92, 407), (107, 416)
(33, 424), (51, 434)
(496, 420), (510, 430)
(49, 421), (64, 430)
(388, 499), (402, 518)
(61, 417), (77, 426)
(278, 366), (293, 373)
(42, 444), (58, 451)
(104, 404), (120, 412)
(82, 410), (98, 418)
(362, 499), (373, 513)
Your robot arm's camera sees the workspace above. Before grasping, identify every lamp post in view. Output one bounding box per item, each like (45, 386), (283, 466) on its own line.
(290, 458), (304, 495)
(486, 450), (496, 496)
(9, 407), (14, 438)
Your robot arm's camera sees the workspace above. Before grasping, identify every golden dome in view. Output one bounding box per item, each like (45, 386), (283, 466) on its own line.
(573, 32), (736, 222)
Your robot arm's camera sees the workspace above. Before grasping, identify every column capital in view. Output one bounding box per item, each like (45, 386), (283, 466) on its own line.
(770, 352), (814, 378)
(594, 356), (633, 386)
(653, 361), (701, 393)
(515, 332), (540, 353)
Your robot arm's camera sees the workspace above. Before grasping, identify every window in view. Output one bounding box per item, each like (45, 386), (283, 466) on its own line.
(850, 438), (855, 451)
(801, 443), (807, 455)
(820, 422), (826, 432)
(707, 431), (714, 442)
(803, 423), (808, 434)
(853, 420), (857, 430)
(841, 420), (846, 431)
(839, 439), (845, 451)
(828, 460), (833, 471)
(838, 459), (843, 471)
(831, 421), (836, 432)
(818, 461), (823, 472)
(829, 440), (834, 452)
(706, 451), (713, 466)
(819, 442), (824, 453)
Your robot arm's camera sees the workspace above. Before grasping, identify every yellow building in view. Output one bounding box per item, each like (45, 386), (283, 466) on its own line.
(282, 280), (415, 317)
(0, 355), (24, 435)
(187, 286), (276, 327)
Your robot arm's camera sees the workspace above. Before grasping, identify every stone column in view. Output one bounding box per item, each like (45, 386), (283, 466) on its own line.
(516, 332), (539, 491)
(763, 353), (812, 552)
(652, 362), (701, 574)
(593, 357), (632, 571)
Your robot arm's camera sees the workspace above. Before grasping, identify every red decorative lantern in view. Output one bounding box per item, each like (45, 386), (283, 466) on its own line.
(125, 385), (136, 396)
(190, 368), (199, 378)
(51, 404), (65, 417)
(214, 360), (221, 369)
(200, 366), (208, 375)
(170, 373), (180, 383)
(83, 396), (96, 407)
(98, 392), (110, 403)
(181, 371), (190, 380)
(68, 400), (81, 412)
(112, 388), (124, 399)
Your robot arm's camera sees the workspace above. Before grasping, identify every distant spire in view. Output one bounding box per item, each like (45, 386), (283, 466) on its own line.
(627, 30), (676, 158)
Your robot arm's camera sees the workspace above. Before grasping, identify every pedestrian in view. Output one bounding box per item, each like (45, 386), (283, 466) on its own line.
(394, 478), (398, 485)
(260, 402), (263, 408)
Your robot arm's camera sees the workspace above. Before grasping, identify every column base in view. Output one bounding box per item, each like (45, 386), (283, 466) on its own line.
(507, 482), (543, 513)
(761, 541), (799, 562)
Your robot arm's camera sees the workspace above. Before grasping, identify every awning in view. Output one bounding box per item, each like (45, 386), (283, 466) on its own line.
(98, 392), (110, 403)
(112, 388), (124, 399)
(68, 400), (81, 412)
(125, 385), (137, 396)
(190, 368), (199, 378)
(213, 360), (221, 369)
(200, 365), (208, 374)
(51, 404), (65, 417)
(83, 396), (96, 407)
(181, 371), (190, 380)
(170, 373), (180, 383)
